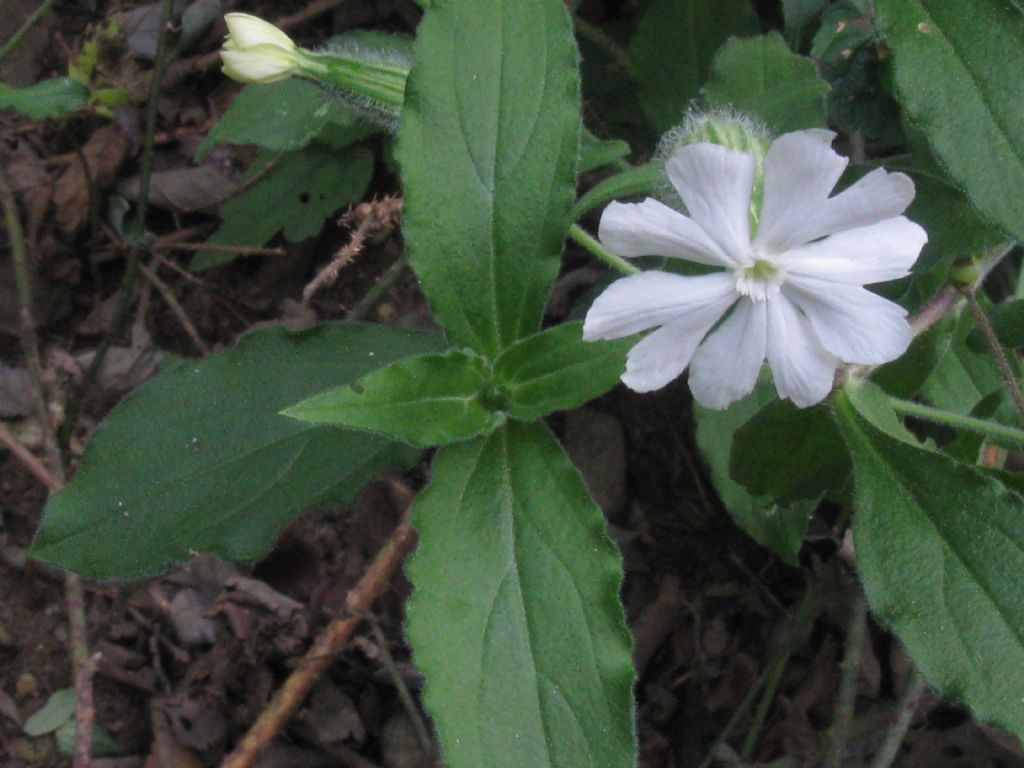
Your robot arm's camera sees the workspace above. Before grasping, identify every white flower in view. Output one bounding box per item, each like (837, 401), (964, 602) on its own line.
(220, 13), (300, 84)
(583, 129), (928, 410)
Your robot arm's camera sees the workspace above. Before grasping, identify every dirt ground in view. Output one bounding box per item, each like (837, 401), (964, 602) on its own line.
(2, 1), (1024, 767)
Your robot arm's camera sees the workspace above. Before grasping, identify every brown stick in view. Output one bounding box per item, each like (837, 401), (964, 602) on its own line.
(139, 261), (211, 355)
(219, 521), (419, 768)
(0, 423), (62, 492)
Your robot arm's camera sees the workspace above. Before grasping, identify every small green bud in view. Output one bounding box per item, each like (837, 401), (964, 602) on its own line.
(948, 258), (980, 287)
(656, 109), (772, 232)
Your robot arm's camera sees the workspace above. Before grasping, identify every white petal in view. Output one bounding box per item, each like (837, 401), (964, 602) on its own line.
(221, 47), (296, 83)
(810, 167), (916, 241)
(766, 295), (838, 407)
(598, 199), (731, 267)
(780, 217), (928, 285)
(224, 13), (296, 50)
(755, 130), (847, 253)
(621, 312), (727, 393)
(583, 271), (736, 340)
(688, 299), (768, 410)
(665, 143), (754, 264)
(783, 276), (912, 365)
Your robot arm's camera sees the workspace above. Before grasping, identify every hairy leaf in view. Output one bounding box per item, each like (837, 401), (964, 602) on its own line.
(494, 322), (631, 422)
(407, 421), (636, 767)
(285, 350), (502, 448)
(396, 0), (581, 358)
(31, 324), (443, 578)
(630, 0), (759, 133)
(702, 32), (829, 133)
(876, 0), (1024, 242)
(837, 384), (1024, 739)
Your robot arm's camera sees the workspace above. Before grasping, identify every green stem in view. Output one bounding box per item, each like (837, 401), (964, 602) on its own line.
(0, 0), (54, 64)
(887, 396), (1024, 446)
(867, 668), (926, 768)
(573, 16), (633, 77)
(298, 49), (408, 118)
(568, 224), (639, 275)
(825, 591), (868, 768)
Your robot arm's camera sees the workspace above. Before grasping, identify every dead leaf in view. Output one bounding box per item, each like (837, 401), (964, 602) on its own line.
(169, 588), (217, 647)
(54, 124), (131, 236)
(119, 164), (238, 213)
(75, 323), (162, 395)
(308, 680), (365, 745)
(0, 362), (33, 418)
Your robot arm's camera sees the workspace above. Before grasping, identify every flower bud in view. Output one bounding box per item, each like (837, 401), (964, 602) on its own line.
(220, 13), (300, 84)
(656, 109), (772, 230)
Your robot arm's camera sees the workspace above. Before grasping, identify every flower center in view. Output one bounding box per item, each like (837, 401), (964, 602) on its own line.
(735, 257), (783, 302)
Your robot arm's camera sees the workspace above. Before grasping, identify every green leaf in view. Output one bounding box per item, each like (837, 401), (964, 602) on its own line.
(579, 131), (631, 173)
(192, 145), (373, 270)
(630, 0), (760, 133)
(0, 78), (89, 119)
(783, 0), (828, 50)
(284, 350), (502, 448)
(730, 400), (850, 503)
(407, 421), (636, 767)
(396, 0), (581, 358)
(836, 385), (1024, 740)
(871, 316), (954, 399)
(31, 323), (444, 579)
(571, 162), (661, 221)
(921, 310), (1004, 415)
(494, 322), (631, 422)
(694, 389), (813, 565)
(24, 689), (75, 736)
(876, 0), (1024, 243)
(195, 79), (370, 161)
(702, 32), (830, 133)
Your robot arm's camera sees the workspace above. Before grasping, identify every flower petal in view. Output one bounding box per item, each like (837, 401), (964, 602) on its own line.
(221, 47), (297, 83)
(583, 271), (736, 340)
(598, 199), (731, 267)
(766, 295), (838, 407)
(783, 276), (912, 365)
(688, 299), (768, 410)
(224, 13), (296, 50)
(665, 143), (755, 264)
(621, 314), (725, 393)
(779, 217), (928, 285)
(811, 167), (916, 241)
(755, 130), (847, 253)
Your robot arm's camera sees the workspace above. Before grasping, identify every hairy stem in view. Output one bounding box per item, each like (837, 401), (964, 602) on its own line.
(568, 223), (639, 275)
(867, 668), (926, 768)
(825, 591), (868, 768)
(961, 286), (1024, 424)
(888, 396), (1024, 446)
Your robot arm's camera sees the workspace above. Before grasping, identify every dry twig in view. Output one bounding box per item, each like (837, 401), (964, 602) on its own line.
(303, 196), (404, 304)
(220, 520), (419, 768)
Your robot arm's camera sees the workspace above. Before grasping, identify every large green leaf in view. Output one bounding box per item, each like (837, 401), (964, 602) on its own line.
(406, 421), (635, 767)
(630, 0), (759, 133)
(494, 322), (631, 422)
(31, 324), (444, 579)
(876, 0), (1024, 242)
(836, 384), (1024, 739)
(396, 0), (581, 358)
(702, 32), (829, 133)
(284, 350), (502, 448)
(730, 400), (850, 503)
(195, 79), (370, 160)
(0, 78), (89, 119)
(694, 389), (814, 565)
(192, 145), (373, 270)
